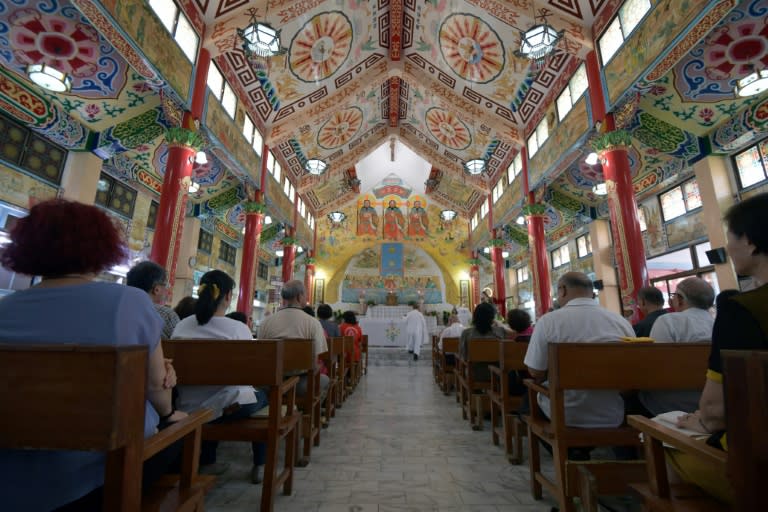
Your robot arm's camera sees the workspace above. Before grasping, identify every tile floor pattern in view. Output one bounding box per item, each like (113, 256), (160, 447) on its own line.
(206, 347), (559, 511)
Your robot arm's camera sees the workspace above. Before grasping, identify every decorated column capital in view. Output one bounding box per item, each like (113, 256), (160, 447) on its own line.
(165, 127), (205, 150)
(591, 129), (632, 155)
(521, 203), (548, 217)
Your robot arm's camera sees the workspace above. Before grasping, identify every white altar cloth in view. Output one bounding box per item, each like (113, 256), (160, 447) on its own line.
(360, 315), (438, 347)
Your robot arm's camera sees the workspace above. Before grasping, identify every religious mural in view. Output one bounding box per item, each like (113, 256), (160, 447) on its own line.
(340, 244), (444, 304)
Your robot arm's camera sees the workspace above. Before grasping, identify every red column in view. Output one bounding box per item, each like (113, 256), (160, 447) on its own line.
(236, 210), (265, 313)
(304, 258), (316, 305)
(519, 146), (552, 317)
(586, 48), (648, 321)
(150, 143), (195, 286)
(281, 228), (296, 284)
(600, 143), (649, 322)
(469, 250), (480, 311)
(490, 230), (506, 318)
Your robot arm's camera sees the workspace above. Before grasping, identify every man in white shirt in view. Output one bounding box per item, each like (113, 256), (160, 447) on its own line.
(438, 314), (464, 350)
(258, 280), (329, 396)
(524, 272), (634, 429)
(404, 302), (429, 360)
(639, 277), (715, 415)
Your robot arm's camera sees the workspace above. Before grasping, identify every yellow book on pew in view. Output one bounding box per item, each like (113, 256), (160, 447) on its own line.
(621, 336), (655, 343)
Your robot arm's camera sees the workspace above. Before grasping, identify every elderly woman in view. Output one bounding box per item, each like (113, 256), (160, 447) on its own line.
(0, 199), (180, 511)
(672, 192), (768, 503)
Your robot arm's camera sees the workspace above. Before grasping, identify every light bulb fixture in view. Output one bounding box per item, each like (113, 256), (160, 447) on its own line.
(304, 158), (327, 176)
(592, 183), (608, 196)
(26, 64), (72, 93)
(297, 246), (304, 253)
(515, 215), (526, 225)
(483, 247), (491, 254)
(276, 249), (284, 257)
(195, 151), (208, 164)
(440, 209), (458, 221)
(516, 24), (564, 60)
(264, 215), (273, 225)
(734, 68), (768, 98)
(502, 251), (510, 258)
(464, 158), (487, 175)
(585, 152), (599, 166)
(237, 8), (286, 59)
(188, 181), (201, 194)
(327, 211), (346, 223)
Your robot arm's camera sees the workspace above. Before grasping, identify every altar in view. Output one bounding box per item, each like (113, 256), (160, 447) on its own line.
(360, 306), (438, 347)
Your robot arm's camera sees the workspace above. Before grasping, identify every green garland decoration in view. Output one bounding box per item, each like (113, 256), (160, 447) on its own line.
(305, 257), (316, 264)
(591, 129), (632, 152)
(468, 257), (482, 265)
(242, 201), (266, 213)
(521, 203), (547, 216)
(281, 236), (297, 246)
(488, 238), (505, 247)
(165, 127), (205, 150)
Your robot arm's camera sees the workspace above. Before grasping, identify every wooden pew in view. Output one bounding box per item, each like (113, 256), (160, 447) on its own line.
(0, 344), (214, 512)
(320, 336), (342, 421)
(439, 337), (460, 395)
(627, 349), (768, 512)
(163, 339), (301, 512)
(525, 342), (710, 512)
(432, 334), (440, 383)
(275, 338), (321, 467)
(488, 341), (529, 463)
(331, 337), (348, 408)
(457, 339), (502, 430)
(361, 334), (369, 375)
(342, 335), (355, 396)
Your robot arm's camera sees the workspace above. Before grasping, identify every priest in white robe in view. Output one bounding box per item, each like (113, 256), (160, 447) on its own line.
(404, 302), (429, 360)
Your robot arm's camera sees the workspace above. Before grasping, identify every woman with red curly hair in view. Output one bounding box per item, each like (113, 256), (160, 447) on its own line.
(0, 199), (182, 511)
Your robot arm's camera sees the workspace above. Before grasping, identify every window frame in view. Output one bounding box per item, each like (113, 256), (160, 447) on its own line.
(147, 0), (199, 63)
(516, 265), (529, 283)
(527, 117), (549, 158)
(732, 138), (768, 191)
(218, 239), (237, 266)
(95, 172), (137, 219)
(597, 0), (652, 66)
(550, 244), (571, 269)
(658, 177), (702, 223)
(197, 228), (214, 254)
(206, 63), (237, 119)
(576, 233), (592, 258)
(555, 63), (588, 121)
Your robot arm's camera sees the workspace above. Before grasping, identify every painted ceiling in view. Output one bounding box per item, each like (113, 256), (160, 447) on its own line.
(0, 0), (767, 250)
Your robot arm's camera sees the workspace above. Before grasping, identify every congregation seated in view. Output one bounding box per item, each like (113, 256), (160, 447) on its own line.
(439, 314), (464, 350)
(258, 280), (330, 397)
(172, 270), (268, 484)
(632, 286), (667, 338)
(662, 193), (768, 504)
(340, 310), (363, 364)
(317, 303), (340, 338)
(127, 260), (180, 340)
(459, 302), (507, 382)
(0, 199), (183, 510)
(524, 271), (635, 430)
(635, 277), (714, 416)
(174, 295), (197, 320)
(505, 308), (533, 396)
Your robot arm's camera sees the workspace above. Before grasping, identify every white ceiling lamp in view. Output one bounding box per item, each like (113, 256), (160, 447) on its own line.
(237, 7), (286, 59)
(297, 246), (304, 253)
(327, 211), (346, 223)
(734, 67), (768, 98)
(195, 151), (208, 164)
(275, 249), (284, 257)
(585, 152), (599, 166)
(264, 215), (273, 225)
(483, 247), (490, 254)
(514, 7), (563, 62)
(464, 158), (487, 175)
(304, 158), (327, 176)
(440, 209), (458, 221)
(592, 182), (608, 196)
(26, 64), (72, 93)
(188, 181), (201, 194)
(515, 215), (526, 225)
(502, 251), (510, 258)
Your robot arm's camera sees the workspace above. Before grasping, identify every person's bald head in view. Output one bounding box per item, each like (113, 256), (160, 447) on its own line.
(673, 277), (714, 311)
(281, 280), (306, 305)
(556, 272), (594, 306)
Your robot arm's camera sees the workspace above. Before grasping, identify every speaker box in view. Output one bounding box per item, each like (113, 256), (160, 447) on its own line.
(505, 259), (511, 269)
(705, 247), (727, 264)
(593, 279), (604, 290)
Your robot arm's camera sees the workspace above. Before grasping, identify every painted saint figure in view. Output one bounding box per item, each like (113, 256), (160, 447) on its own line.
(382, 199), (405, 241)
(357, 199), (379, 236)
(407, 200), (429, 238)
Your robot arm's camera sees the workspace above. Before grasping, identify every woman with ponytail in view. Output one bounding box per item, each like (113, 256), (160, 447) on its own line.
(171, 270), (268, 484)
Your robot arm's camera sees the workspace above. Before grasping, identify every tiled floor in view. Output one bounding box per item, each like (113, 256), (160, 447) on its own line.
(205, 348), (558, 511)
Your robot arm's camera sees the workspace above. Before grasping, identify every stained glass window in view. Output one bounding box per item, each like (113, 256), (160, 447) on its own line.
(734, 144), (767, 189)
(682, 180), (702, 210)
(660, 187), (686, 221)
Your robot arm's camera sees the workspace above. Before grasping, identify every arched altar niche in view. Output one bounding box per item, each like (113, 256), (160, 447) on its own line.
(339, 244), (446, 305)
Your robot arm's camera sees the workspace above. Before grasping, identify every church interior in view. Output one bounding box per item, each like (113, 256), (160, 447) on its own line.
(0, 0), (767, 510)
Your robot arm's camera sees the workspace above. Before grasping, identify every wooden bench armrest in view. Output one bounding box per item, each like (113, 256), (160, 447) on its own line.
(524, 378), (549, 397)
(627, 416), (726, 467)
(143, 408), (214, 460)
(488, 364), (502, 377)
(280, 375), (301, 396)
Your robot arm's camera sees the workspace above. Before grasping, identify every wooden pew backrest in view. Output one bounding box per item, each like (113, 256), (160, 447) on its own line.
(0, 344), (146, 451)
(442, 337), (459, 353)
(499, 341), (529, 371)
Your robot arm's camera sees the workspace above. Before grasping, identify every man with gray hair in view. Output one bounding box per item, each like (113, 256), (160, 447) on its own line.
(524, 272), (634, 432)
(639, 277), (715, 415)
(258, 280), (329, 396)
